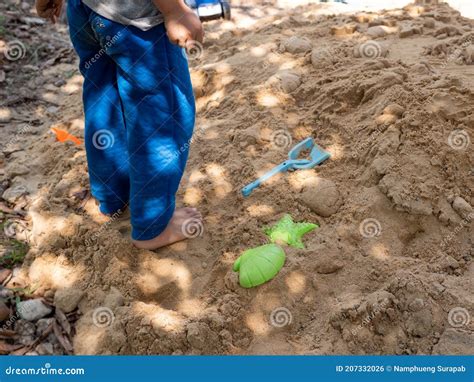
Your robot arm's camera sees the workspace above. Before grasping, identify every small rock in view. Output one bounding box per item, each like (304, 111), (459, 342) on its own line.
(0, 287), (13, 299)
(44, 290), (55, 300)
(0, 300), (10, 321)
(36, 318), (54, 336)
(353, 41), (389, 58)
(16, 319), (36, 345)
(54, 79), (66, 87)
(452, 196), (473, 218)
(408, 298), (424, 312)
(314, 255), (344, 274)
(399, 27), (414, 38)
(464, 45), (474, 64)
(2, 143), (24, 155)
(437, 198), (461, 225)
(6, 163), (30, 177)
(283, 36), (312, 54)
(0, 108), (12, 123)
(276, 71), (301, 93)
(406, 310), (432, 337)
(0, 269), (12, 284)
(2, 184), (28, 203)
(17, 299), (53, 321)
(54, 288), (84, 313)
(20, 16), (46, 26)
(423, 18), (436, 28)
(366, 25), (393, 38)
(440, 255), (459, 271)
(372, 157), (392, 175)
(433, 329), (474, 355)
(435, 26), (462, 37)
(300, 178), (342, 217)
(46, 106), (59, 114)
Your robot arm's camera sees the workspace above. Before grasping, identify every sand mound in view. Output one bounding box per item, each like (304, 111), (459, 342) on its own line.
(1, 1), (472, 354)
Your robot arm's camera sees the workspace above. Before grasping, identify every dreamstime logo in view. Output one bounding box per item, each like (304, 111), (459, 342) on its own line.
(270, 130), (292, 150)
(357, 40), (382, 59)
(92, 129), (115, 150)
(3, 220), (17, 238)
(84, 31), (122, 69)
(448, 130), (470, 150)
(181, 218), (204, 238)
(4, 40), (26, 61)
(269, 307), (293, 328)
(183, 40), (204, 61)
(92, 307), (115, 328)
(359, 218), (382, 238)
(448, 307), (470, 328)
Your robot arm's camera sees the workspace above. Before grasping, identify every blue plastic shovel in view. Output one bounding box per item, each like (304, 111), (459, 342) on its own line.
(241, 137), (331, 197)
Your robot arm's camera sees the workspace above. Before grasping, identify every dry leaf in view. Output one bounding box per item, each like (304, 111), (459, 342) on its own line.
(53, 321), (73, 354)
(55, 308), (71, 335)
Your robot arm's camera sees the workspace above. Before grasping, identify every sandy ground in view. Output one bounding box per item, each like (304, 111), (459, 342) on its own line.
(0, 1), (473, 354)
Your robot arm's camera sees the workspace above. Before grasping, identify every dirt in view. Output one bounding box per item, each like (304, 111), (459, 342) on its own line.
(0, 1), (473, 355)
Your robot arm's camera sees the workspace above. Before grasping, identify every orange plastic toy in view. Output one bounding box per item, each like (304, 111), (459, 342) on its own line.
(51, 127), (82, 145)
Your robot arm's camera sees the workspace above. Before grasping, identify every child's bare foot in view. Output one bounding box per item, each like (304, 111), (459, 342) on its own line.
(132, 207), (203, 250)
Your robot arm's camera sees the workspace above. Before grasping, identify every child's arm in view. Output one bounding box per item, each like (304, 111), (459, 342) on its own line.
(154, 0), (204, 47)
(35, 0), (63, 22)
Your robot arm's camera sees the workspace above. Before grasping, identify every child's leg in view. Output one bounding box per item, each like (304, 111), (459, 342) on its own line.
(86, 14), (196, 241)
(67, 0), (130, 215)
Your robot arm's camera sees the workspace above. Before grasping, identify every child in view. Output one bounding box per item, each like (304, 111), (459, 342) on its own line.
(35, 0), (204, 249)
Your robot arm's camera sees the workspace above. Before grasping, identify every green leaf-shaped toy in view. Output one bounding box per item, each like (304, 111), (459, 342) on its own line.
(264, 214), (318, 249)
(233, 243), (285, 288)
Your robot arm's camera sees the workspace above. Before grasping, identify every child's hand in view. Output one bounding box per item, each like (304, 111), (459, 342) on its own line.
(36, 0), (63, 23)
(159, 1), (204, 47)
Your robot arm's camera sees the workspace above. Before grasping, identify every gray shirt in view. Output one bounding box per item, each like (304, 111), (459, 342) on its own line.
(82, 0), (164, 31)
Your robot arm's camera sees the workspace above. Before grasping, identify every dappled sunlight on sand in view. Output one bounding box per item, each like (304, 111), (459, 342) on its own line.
(183, 186), (203, 206)
(28, 209), (83, 245)
(326, 141), (345, 160)
(256, 89), (280, 108)
(285, 271), (306, 294)
(246, 203), (275, 217)
(370, 243), (390, 261)
(177, 298), (207, 318)
(245, 311), (270, 336)
(205, 163), (233, 199)
(28, 253), (85, 289)
(136, 258), (192, 295)
(63, 74), (83, 94)
(134, 301), (187, 333)
(287, 170), (321, 192)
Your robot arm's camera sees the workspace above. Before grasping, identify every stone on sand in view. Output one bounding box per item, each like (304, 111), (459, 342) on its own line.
(451, 196), (473, 218)
(314, 254), (344, 274)
(17, 299), (52, 321)
(283, 36), (312, 54)
(54, 288), (84, 313)
(300, 178), (342, 217)
(366, 25), (394, 38)
(2, 184), (28, 203)
(276, 71), (301, 93)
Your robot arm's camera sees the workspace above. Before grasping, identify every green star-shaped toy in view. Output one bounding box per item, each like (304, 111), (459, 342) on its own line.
(264, 214), (318, 249)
